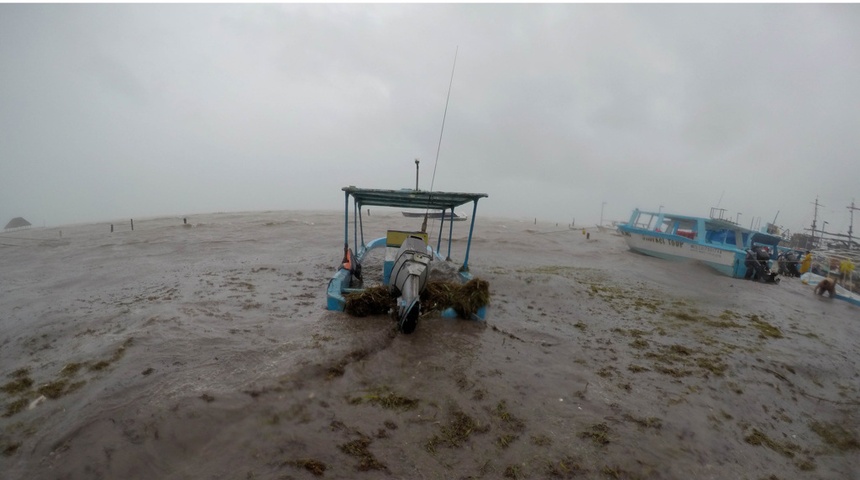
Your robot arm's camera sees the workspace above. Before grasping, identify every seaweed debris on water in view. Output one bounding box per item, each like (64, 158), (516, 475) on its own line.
(344, 285), (393, 317)
(423, 278), (490, 318)
(344, 279), (489, 319)
(451, 278), (490, 318)
(426, 409), (489, 453)
(809, 421), (860, 452)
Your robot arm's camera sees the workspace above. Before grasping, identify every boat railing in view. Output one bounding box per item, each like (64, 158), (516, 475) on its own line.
(709, 207), (738, 224)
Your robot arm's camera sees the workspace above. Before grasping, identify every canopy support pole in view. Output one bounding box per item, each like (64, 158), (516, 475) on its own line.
(357, 201), (365, 249)
(436, 211), (445, 254)
(461, 200), (480, 272)
(343, 191), (349, 248)
(446, 207), (455, 261)
(353, 198), (359, 252)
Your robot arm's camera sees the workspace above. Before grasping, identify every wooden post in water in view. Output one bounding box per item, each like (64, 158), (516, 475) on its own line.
(131, 219), (134, 231)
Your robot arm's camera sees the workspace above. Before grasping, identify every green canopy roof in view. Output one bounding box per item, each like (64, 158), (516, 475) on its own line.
(343, 187), (487, 210)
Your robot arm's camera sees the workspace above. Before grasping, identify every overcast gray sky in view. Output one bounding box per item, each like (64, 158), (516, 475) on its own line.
(2, 4), (859, 236)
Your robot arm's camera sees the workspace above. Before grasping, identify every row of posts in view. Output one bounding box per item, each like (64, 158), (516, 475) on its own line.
(110, 218), (187, 233)
(110, 219), (133, 233)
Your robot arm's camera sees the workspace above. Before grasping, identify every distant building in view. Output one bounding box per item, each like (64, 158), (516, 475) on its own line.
(788, 232), (814, 250)
(4, 217), (32, 230)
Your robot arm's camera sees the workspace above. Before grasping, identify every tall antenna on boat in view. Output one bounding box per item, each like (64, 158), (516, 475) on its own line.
(422, 46), (459, 233)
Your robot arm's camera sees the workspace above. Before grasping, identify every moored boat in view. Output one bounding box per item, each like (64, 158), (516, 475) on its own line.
(327, 187), (489, 333)
(800, 272), (860, 307)
(596, 221), (623, 236)
(617, 208), (783, 279)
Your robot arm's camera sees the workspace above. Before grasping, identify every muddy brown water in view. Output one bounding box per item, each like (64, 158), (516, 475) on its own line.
(1, 211), (858, 479)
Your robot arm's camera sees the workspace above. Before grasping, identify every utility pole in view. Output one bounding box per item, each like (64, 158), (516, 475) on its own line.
(600, 201), (607, 226)
(848, 199), (858, 250)
(811, 196), (823, 248)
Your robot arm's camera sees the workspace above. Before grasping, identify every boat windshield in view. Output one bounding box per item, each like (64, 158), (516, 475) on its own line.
(664, 218), (697, 239)
(706, 229), (747, 248)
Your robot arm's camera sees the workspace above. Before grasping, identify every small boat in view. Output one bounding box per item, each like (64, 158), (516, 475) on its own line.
(617, 208), (783, 279)
(800, 272), (860, 307)
(401, 210), (467, 221)
(327, 187), (489, 333)
(596, 221), (623, 236)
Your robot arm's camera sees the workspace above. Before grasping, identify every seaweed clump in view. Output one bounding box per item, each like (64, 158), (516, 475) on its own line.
(3, 398), (29, 418)
(1, 377), (33, 395)
(810, 421), (860, 452)
(744, 428), (800, 457)
(426, 409), (489, 452)
(749, 315), (783, 339)
(451, 278), (490, 318)
(338, 438), (388, 472)
(349, 387), (419, 411)
(579, 423), (612, 446)
(284, 458), (326, 476)
(344, 286), (394, 317)
(422, 279), (490, 318)
(344, 279), (490, 319)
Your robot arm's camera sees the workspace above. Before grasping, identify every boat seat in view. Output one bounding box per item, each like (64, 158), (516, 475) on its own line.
(386, 230), (428, 248)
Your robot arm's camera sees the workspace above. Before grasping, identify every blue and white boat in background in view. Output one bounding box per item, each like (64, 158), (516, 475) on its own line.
(617, 207), (783, 279)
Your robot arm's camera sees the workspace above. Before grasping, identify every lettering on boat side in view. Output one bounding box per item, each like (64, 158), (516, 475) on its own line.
(639, 236), (683, 248)
(689, 244), (723, 257)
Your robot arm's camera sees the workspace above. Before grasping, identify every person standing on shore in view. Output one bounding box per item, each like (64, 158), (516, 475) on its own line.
(840, 258), (854, 287)
(800, 251), (812, 274)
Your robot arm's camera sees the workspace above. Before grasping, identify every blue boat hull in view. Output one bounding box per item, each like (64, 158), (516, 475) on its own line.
(617, 208), (783, 280)
(619, 228), (744, 277)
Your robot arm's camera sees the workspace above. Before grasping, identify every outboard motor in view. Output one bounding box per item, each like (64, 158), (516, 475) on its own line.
(390, 236), (431, 334)
(757, 247), (780, 284)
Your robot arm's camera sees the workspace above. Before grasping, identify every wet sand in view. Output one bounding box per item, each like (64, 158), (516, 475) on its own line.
(1, 210), (858, 479)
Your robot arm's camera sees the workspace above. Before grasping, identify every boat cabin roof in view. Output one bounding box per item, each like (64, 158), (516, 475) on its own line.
(343, 186), (487, 210)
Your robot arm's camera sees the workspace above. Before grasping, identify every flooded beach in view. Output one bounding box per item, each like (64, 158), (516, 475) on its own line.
(1, 210), (858, 479)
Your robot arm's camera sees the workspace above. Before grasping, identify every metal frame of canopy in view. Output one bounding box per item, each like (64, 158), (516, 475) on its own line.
(341, 186), (488, 272)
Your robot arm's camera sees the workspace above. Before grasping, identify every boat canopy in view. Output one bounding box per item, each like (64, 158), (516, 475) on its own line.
(342, 187), (487, 210)
(341, 186), (488, 274)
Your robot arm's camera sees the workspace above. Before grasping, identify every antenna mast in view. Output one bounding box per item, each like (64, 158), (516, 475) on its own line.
(810, 196), (823, 248)
(422, 46), (459, 234)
